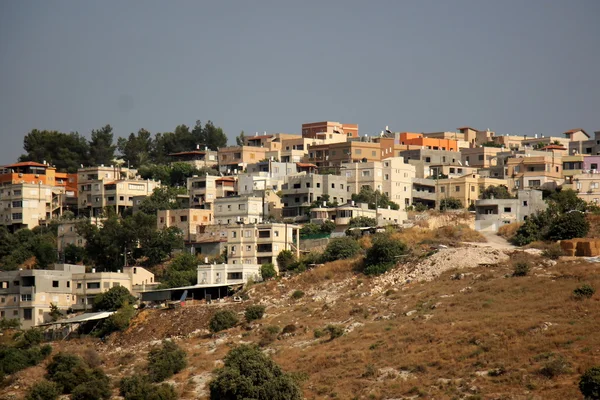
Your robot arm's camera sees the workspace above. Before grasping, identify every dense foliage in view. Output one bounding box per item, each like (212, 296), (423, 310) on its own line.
(93, 286), (136, 311)
(0, 226), (58, 270)
(209, 344), (302, 400)
(25, 380), (60, 400)
(245, 305), (266, 322)
(260, 263), (277, 280)
(276, 250), (297, 272)
(209, 310), (239, 333)
(321, 237), (361, 262)
(480, 185), (513, 199)
(351, 187), (399, 210)
(363, 234), (407, 275)
(45, 352), (110, 398)
(300, 221), (335, 236)
(147, 340), (187, 383)
(120, 376), (178, 400)
(579, 366), (600, 399)
(439, 197), (463, 210)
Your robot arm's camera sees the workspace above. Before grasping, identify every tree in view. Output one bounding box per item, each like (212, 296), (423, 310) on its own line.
(138, 186), (186, 215)
(49, 303), (62, 322)
(20, 130), (90, 172)
(117, 129), (153, 168)
(348, 216), (377, 228)
(547, 212), (590, 241)
(89, 125), (116, 166)
(548, 189), (588, 214)
(64, 244), (85, 264)
(159, 253), (198, 288)
(579, 366), (600, 399)
(25, 380), (60, 400)
(193, 120), (227, 151)
(480, 185), (513, 199)
(236, 130), (246, 146)
(245, 305), (266, 322)
(351, 187), (399, 210)
(120, 376), (177, 400)
(260, 263), (277, 280)
(93, 286), (136, 311)
(440, 197), (463, 210)
(169, 162), (199, 187)
(147, 340), (187, 383)
(276, 250), (296, 272)
(322, 237), (361, 262)
(45, 353), (88, 394)
(363, 234), (407, 275)
(209, 344), (302, 400)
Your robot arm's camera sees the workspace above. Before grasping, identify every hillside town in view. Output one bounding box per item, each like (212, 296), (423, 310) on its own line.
(1, 121), (599, 329)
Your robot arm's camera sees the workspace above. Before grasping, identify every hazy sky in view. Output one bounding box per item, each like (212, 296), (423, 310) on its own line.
(1, 0), (599, 163)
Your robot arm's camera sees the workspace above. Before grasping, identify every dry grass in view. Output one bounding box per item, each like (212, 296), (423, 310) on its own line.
(586, 214), (600, 238)
(497, 222), (521, 240)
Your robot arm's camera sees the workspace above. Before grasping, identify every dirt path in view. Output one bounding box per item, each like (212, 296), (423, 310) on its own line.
(465, 230), (516, 250)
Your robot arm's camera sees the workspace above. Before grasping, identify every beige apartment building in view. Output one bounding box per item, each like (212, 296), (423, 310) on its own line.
(0, 265), (83, 329)
(187, 175), (236, 210)
(280, 174), (348, 219)
(306, 138), (404, 168)
(225, 223), (300, 271)
(157, 208), (214, 241)
(506, 155), (563, 192)
(0, 182), (64, 232)
(341, 157), (415, 209)
(214, 195), (265, 225)
(72, 266), (155, 310)
(461, 147), (504, 168)
(310, 202), (407, 226)
(78, 165), (159, 217)
(168, 148), (218, 169)
(218, 146), (269, 173)
(56, 220), (87, 252)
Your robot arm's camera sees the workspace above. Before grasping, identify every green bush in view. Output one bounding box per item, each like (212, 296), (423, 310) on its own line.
(25, 380), (60, 400)
(95, 303), (136, 337)
(440, 197), (463, 210)
(120, 376), (178, 400)
(70, 368), (111, 400)
(45, 352), (89, 394)
(574, 284), (596, 300)
(93, 286), (136, 311)
(0, 318), (21, 331)
(147, 340), (187, 383)
(245, 305), (266, 322)
(363, 234), (407, 275)
(276, 250), (297, 272)
(20, 328), (43, 348)
(209, 344), (302, 400)
(512, 262), (530, 277)
(260, 263), (277, 280)
(0, 344), (52, 376)
(547, 212), (590, 241)
(209, 310), (239, 333)
(579, 366), (600, 399)
(291, 290), (305, 300)
(313, 329), (325, 338)
(325, 325), (344, 340)
(322, 237), (361, 262)
(539, 356), (570, 378)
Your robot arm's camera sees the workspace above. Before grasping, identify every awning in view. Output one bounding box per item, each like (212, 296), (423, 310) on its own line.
(38, 311), (115, 326)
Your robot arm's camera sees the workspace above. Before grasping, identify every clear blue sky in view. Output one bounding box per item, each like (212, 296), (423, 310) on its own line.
(1, 0), (598, 163)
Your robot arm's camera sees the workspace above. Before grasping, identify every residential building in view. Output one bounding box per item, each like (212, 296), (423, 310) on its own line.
(412, 174), (508, 209)
(562, 155), (588, 183)
(77, 165), (159, 217)
(246, 161), (298, 179)
(398, 132), (459, 151)
(168, 148), (218, 169)
(475, 190), (547, 232)
(186, 225), (228, 257)
(0, 265), (84, 329)
(563, 171), (600, 204)
(196, 263), (261, 286)
(521, 134), (570, 150)
(506, 154), (563, 192)
(280, 174), (347, 219)
(72, 266), (155, 311)
(569, 130), (600, 156)
(56, 220), (87, 253)
(310, 202), (407, 226)
(302, 121), (359, 139)
(157, 208), (214, 241)
(461, 146), (503, 168)
(244, 133), (302, 151)
(187, 175), (236, 210)
(306, 138), (412, 169)
(218, 146), (268, 173)
(214, 195), (265, 224)
(224, 223), (300, 271)
(341, 157), (415, 209)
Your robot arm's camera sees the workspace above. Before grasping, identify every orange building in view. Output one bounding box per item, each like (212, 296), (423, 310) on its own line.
(302, 121), (359, 139)
(398, 133), (459, 151)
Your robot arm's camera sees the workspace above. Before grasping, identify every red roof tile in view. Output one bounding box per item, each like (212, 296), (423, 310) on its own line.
(3, 161), (48, 168)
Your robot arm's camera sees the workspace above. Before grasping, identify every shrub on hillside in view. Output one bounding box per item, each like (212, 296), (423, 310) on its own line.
(260, 263), (277, 280)
(322, 237), (361, 262)
(542, 243), (564, 260)
(245, 305), (266, 322)
(25, 380), (60, 400)
(209, 344), (302, 400)
(579, 366), (600, 399)
(573, 284), (595, 300)
(70, 368), (111, 400)
(147, 340), (187, 383)
(363, 234), (407, 275)
(209, 310), (239, 333)
(325, 325), (344, 341)
(512, 262), (530, 277)
(120, 376), (178, 400)
(93, 286), (136, 311)
(19, 328), (43, 348)
(95, 303), (136, 337)
(0, 344), (52, 376)
(276, 250), (296, 272)
(440, 197), (463, 210)
(291, 290), (305, 300)
(0, 318), (20, 331)
(45, 353), (90, 394)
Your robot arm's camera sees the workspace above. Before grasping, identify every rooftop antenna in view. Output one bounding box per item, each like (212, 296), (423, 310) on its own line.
(385, 126), (392, 134)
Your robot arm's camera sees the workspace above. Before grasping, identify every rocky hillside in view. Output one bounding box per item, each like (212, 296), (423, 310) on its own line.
(3, 242), (600, 400)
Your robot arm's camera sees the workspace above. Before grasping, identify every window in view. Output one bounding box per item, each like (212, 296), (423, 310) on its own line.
(274, 230), (279, 237)
(180, 215), (188, 222)
(13, 310), (18, 316)
(244, 230), (251, 238)
(455, 186), (460, 192)
(316, 183), (321, 188)
(372, 151), (376, 156)
(23, 308), (33, 320)
(246, 245), (251, 252)
(11, 201), (22, 208)
(528, 180), (541, 187)
(11, 213), (22, 220)
(478, 155), (484, 161)
(107, 196), (114, 201)
(21, 294), (32, 301)
(362, 170), (370, 177)
(13, 189), (22, 196)
(232, 231), (237, 238)
(227, 272), (243, 280)
(238, 204), (245, 210)
(67, 281), (70, 288)
(0, 282), (7, 289)
(0, 297), (4, 303)
(355, 149), (362, 155)
(592, 163), (598, 170)
(103, 282), (110, 289)
(504, 207), (512, 212)
(160, 217), (164, 223)
(128, 183), (145, 191)
(425, 157), (431, 163)
(13, 281), (19, 287)
(441, 187), (445, 193)
(77, 283), (82, 289)
(119, 196), (124, 201)
(471, 186), (475, 192)
(112, 282), (120, 287)
(87, 282), (100, 289)
(384, 174), (389, 180)
(523, 201), (528, 206)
